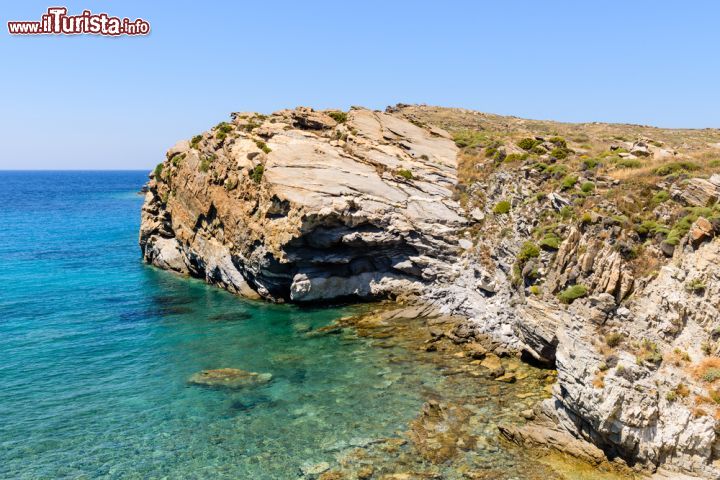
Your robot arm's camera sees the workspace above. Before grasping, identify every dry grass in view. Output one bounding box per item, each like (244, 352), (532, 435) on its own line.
(592, 371), (606, 389)
(666, 348), (691, 367)
(691, 357), (720, 382)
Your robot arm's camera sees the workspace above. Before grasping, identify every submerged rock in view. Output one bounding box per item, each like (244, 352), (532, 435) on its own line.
(188, 368), (272, 389)
(407, 400), (477, 463)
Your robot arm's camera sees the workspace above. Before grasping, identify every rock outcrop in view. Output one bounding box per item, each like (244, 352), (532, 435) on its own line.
(140, 107), (463, 302)
(141, 104), (720, 478)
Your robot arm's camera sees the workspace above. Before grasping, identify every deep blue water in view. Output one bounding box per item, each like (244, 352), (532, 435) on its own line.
(0, 172), (438, 479)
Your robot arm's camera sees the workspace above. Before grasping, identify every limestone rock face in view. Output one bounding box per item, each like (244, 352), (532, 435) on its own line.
(672, 178), (720, 207)
(140, 107), (463, 302)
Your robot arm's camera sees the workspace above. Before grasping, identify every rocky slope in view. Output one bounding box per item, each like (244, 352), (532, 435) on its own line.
(141, 104), (720, 477)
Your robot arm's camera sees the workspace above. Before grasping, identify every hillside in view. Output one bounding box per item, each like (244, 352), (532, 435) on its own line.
(140, 105), (720, 478)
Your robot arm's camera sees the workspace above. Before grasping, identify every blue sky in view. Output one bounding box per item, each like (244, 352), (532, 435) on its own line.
(1, 1), (719, 170)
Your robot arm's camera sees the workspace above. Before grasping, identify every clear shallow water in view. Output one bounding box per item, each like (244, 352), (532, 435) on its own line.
(0, 172), (440, 479)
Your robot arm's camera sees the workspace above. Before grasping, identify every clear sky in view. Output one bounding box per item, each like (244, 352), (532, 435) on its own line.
(1, 1), (719, 170)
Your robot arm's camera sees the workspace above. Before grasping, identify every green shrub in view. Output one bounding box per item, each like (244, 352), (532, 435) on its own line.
(637, 339), (662, 365)
(171, 153), (185, 167)
(547, 164), (568, 176)
(666, 207), (716, 245)
(582, 157), (600, 169)
(665, 391), (677, 402)
(539, 232), (561, 250)
(605, 332), (623, 347)
(250, 164), (264, 183)
(550, 147), (570, 160)
(703, 368), (720, 383)
(560, 175), (578, 190)
(685, 278), (706, 293)
(255, 140), (272, 154)
(453, 130), (487, 149)
(580, 212), (595, 225)
(199, 155), (214, 173)
(397, 169), (413, 180)
(559, 205), (573, 219)
(636, 220), (670, 237)
(533, 162), (549, 172)
(517, 241), (540, 262)
(225, 177), (239, 191)
(190, 135), (203, 149)
(326, 110), (348, 123)
(529, 285), (542, 296)
(215, 122), (233, 134)
(652, 190), (670, 204)
(153, 163), (164, 179)
(493, 200), (511, 215)
(615, 158), (642, 168)
(504, 153), (529, 163)
(517, 138), (541, 151)
(654, 161), (701, 176)
(580, 181), (595, 193)
(549, 136), (567, 148)
(558, 284), (588, 304)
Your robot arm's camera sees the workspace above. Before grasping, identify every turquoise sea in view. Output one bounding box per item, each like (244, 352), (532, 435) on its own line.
(0, 172), (442, 479)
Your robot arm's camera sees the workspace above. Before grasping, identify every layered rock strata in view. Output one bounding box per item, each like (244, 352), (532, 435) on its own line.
(140, 107), (464, 302)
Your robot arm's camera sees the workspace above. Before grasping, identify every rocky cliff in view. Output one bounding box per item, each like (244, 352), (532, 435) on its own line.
(140, 107), (464, 302)
(141, 104), (720, 477)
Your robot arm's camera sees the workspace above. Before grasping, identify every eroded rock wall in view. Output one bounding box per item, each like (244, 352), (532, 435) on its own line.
(140, 107), (464, 302)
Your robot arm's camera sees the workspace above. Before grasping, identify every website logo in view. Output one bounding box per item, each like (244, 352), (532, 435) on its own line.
(8, 7), (150, 36)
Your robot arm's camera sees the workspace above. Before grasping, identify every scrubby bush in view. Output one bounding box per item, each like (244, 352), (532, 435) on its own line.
(637, 339), (662, 365)
(171, 153), (185, 167)
(153, 163), (164, 179)
(250, 164), (264, 183)
(654, 161), (700, 176)
(666, 207), (716, 245)
(615, 158), (642, 168)
(493, 200), (511, 215)
(550, 147), (570, 160)
(703, 368), (720, 383)
(215, 122), (233, 142)
(504, 153), (529, 163)
(539, 232), (561, 250)
(558, 284), (588, 304)
(605, 332), (623, 347)
(559, 205), (573, 219)
(327, 111), (348, 123)
(652, 190), (670, 204)
(549, 136), (567, 148)
(255, 140), (272, 154)
(580, 181), (595, 193)
(582, 157), (600, 169)
(635, 220), (669, 237)
(560, 175), (578, 190)
(686, 278), (706, 294)
(397, 169), (413, 180)
(517, 241), (540, 262)
(517, 138), (541, 151)
(190, 135), (203, 149)
(453, 130), (487, 149)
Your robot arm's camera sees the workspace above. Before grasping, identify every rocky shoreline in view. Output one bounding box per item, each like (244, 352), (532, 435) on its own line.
(293, 303), (636, 480)
(140, 105), (720, 478)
